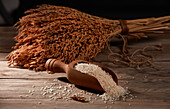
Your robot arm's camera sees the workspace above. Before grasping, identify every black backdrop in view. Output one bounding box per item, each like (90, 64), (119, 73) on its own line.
(13, 0), (170, 24)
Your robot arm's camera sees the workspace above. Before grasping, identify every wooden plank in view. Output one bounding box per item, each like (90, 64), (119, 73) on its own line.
(0, 78), (170, 109)
(0, 27), (16, 52)
(1, 60), (170, 79)
(0, 99), (169, 109)
(0, 26), (16, 32)
(0, 78), (169, 99)
(0, 53), (8, 60)
(0, 61), (60, 78)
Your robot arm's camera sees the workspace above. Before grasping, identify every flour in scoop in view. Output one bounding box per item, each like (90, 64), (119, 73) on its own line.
(75, 63), (127, 100)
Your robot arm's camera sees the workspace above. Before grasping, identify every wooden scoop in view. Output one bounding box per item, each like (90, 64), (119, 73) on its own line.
(45, 59), (118, 91)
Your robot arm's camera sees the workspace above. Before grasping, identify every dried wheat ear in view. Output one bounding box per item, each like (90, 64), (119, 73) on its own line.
(6, 4), (170, 71)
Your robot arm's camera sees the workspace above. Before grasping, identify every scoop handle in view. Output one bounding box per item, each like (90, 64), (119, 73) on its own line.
(45, 59), (68, 73)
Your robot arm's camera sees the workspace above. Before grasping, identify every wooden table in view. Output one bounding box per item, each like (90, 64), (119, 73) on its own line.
(0, 27), (170, 109)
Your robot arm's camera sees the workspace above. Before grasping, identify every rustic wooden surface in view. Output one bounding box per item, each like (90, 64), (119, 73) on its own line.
(0, 26), (170, 109)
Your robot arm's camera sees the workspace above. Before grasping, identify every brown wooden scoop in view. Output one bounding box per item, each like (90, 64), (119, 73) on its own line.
(45, 59), (118, 91)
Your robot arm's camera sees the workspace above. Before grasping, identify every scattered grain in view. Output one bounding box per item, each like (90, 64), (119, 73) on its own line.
(28, 90), (32, 93)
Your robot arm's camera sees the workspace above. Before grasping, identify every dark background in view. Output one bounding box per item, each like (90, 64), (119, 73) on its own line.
(1, 0), (170, 25)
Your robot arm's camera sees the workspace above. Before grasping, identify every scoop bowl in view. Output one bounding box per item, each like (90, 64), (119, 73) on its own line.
(45, 59), (118, 91)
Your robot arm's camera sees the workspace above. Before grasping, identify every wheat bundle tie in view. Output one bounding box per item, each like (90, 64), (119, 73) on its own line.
(119, 20), (129, 35)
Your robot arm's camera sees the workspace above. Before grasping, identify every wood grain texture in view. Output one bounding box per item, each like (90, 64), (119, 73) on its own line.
(0, 27), (170, 109)
(0, 26), (16, 53)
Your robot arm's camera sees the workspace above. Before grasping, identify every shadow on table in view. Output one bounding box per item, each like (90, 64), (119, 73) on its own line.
(57, 77), (104, 94)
